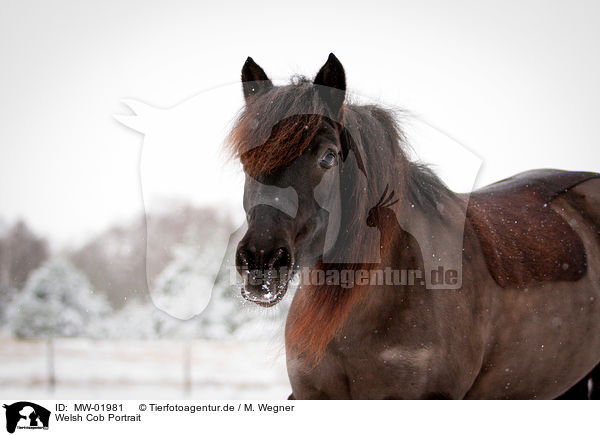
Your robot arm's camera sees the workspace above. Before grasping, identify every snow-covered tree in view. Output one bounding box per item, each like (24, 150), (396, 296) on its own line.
(152, 244), (217, 320)
(6, 258), (109, 338)
(0, 220), (49, 325)
(0, 220), (49, 291)
(149, 214), (245, 336)
(98, 299), (184, 339)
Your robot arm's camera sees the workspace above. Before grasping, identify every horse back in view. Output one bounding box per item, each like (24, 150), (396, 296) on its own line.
(466, 169), (600, 289)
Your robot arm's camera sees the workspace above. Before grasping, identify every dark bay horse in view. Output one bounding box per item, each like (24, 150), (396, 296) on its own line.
(227, 53), (600, 399)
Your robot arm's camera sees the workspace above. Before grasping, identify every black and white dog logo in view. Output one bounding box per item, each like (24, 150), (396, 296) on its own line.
(3, 402), (50, 433)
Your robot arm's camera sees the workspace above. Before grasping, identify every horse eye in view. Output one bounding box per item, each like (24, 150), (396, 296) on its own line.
(319, 149), (338, 169)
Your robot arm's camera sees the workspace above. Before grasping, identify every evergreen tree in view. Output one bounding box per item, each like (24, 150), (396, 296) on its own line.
(6, 258), (109, 338)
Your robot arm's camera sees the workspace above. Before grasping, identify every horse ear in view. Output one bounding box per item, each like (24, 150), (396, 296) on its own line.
(241, 57), (273, 101)
(314, 53), (346, 117)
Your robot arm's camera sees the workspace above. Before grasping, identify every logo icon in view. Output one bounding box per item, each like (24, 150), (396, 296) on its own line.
(3, 402), (50, 434)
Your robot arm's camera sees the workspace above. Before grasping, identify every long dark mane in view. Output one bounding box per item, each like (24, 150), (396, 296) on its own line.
(227, 79), (455, 364)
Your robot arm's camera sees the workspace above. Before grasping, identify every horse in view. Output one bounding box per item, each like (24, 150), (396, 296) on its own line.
(227, 53), (600, 399)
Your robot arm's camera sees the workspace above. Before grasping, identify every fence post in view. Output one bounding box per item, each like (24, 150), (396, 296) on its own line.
(183, 340), (192, 395)
(46, 338), (55, 392)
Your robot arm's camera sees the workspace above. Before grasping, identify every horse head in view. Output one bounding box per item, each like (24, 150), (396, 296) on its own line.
(230, 54), (373, 306)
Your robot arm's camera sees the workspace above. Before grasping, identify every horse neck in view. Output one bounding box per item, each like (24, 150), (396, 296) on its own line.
(339, 186), (470, 340)
(285, 167), (469, 364)
(390, 184), (468, 290)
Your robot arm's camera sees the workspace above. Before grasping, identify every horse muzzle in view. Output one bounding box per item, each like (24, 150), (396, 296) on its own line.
(236, 243), (294, 306)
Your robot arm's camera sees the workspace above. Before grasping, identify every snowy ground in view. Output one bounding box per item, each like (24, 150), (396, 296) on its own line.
(0, 335), (290, 399)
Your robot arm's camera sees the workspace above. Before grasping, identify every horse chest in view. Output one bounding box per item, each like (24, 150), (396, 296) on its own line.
(288, 331), (456, 399)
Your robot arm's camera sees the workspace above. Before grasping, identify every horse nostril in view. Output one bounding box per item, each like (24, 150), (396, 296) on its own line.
(268, 247), (292, 271)
(236, 246), (253, 271)
(237, 242), (292, 276)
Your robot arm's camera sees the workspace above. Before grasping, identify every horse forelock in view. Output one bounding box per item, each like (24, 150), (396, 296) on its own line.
(226, 78), (333, 177)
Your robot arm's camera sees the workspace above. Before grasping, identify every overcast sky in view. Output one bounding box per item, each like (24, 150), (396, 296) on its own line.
(1, 0), (599, 247)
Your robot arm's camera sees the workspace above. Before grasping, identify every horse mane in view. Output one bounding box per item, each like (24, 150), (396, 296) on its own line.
(227, 78), (455, 365)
